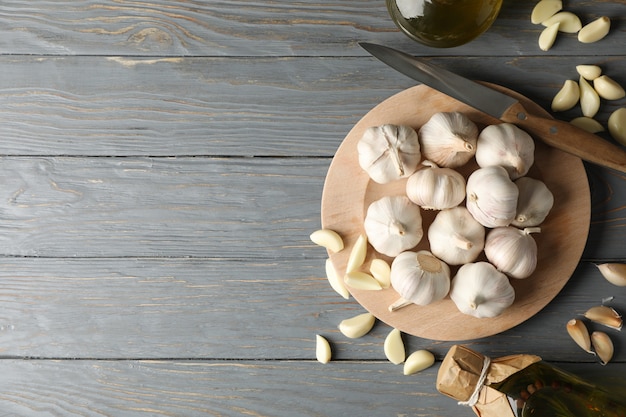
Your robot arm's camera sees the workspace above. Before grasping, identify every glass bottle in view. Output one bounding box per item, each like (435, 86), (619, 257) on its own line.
(386, 0), (503, 48)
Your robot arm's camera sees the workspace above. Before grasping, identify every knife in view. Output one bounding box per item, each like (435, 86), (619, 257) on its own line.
(360, 42), (626, 174)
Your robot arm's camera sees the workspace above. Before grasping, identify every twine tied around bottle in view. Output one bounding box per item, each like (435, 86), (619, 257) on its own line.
(458, 355), (491, 407)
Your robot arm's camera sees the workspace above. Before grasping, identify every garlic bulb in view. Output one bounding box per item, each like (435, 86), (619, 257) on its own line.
(418, 112), (478, 168)
(512, 177), (554, 227)
(405, 161), (466, 210)
(485, 226), (540, 279)
(475, 123), (535, 179)
(357, 124), (421, 184)
(428, 207), (485, 265)
(466, 165), (519, 228)
(364, 196), (423, 257)
(449, 262), (515, 318)
(389, 250), (450, 309)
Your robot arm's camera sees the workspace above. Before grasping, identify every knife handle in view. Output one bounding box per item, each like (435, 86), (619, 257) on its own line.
(501, 102), (626, 174)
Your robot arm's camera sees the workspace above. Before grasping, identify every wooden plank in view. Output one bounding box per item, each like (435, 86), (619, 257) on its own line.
(0, 359), (624, 416)
(0, 56), (624, 157)
(0, 257), (623, 361)
(0, 1), (623, 57)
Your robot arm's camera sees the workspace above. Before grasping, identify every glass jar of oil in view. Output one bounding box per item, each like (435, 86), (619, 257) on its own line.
(386, 0), (503, 48)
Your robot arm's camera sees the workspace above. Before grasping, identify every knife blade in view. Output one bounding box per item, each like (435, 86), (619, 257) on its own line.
(360, 42), (626, 174)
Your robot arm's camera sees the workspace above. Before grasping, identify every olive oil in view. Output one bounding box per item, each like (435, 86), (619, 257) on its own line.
(386, 0), (503, 48)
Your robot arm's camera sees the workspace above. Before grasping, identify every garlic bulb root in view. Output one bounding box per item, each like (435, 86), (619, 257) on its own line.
(364, 196), (423, 258)
(485, 226), (540, 279)
(466, 165), (519, 228)
(418, 112), (478, 168)
(389, 250), (451, 309)
(513, 177), (554, 227)
(405, 161), (466, 210)
(449, 262), (515, 318)
(428, 207), (485, 265)
(357, 124), (421, 184)
(475, 123), (535, 179)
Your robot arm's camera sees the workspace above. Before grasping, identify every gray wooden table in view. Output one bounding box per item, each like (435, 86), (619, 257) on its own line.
(0, 1), (625, 416)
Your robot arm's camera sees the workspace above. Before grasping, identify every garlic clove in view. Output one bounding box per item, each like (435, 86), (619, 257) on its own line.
(583, 305), (622, 331)
(566, 319), (593, 354)
(512, 177), (554, 228)
(346, 234), (368, 273)
(538, 22), (560, 51)
(428, 207), (485, 265)
(390, 250), (451, 307)
(338, 312), (376, 338)
(578, 16), (611, 44)
(315, 334), (332, 364)
(541, 12), (582, 33)
(608, 108), (626, 147)
(466, 165), (519, 228)
(591, 331), (614, 365)
(370, 258), (391, 288)
(310, 228), (344, 253)
(405, 161), (466, 210)
(403, 350), (435, 376)
(475, 123), (535, 180)
(357, 124), (421, 184)
(596, 262), (626, 286)
(344, 271), (382, 291)
(579, 76), (601, 118)
(325, 258), (350, 299)
(594, 75), (626, 101)
(570, 117), (605, 134)
(551, 79), (580, 112)
(383, 328), (406, 365)
(418, 112), (478, 168)
(485, 226), (539, 279)
(576, 65), (602, 81)
(531, 0), (562, 24)
(364, 196), (423, 258)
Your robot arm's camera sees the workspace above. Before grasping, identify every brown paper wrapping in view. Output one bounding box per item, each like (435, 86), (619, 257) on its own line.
(436, 345), (541, 417)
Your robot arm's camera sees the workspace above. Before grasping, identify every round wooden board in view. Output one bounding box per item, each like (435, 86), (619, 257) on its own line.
(321, 83), (591, 341)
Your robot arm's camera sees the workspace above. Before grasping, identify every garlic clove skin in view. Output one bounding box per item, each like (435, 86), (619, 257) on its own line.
(466, 165), (519, 228)
(390, 250), (450, 307)
(484, 226), (540, 279)
(512, 177), (554, 227)
(428, 207), (485, 266)
(357, 124), (421, 184)
(405, 161), (466, 210)
(418, 112), (478, 168)
(449, 262), (515, 318)
(364, 196), (423, 258)
(475, 123), (535, 180)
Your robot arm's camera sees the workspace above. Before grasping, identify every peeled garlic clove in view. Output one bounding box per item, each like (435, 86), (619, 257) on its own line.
(542, 12), (582, 33)
(315, 335), (332, 364)
(578, 16), (611, 44)
(346, 234), (368, 273)
(310, 229), (344, 253)
(591, 331), (614, 365)
(403, 350), (435, 375)
(370, 258), (391, 288)
(364, 196), (423, 258)
(538, 22), (560, 51)
(449, 262), (515, 318)
(418, 112), (478, 168)
(531, 0), (562, 24)
(579, 76), (601, 118)
(485, 226), (539, 279)
(570, 117), (605, 133)
(466, 165), (519, 228)
(576, 65), (602, 81)
(583, 305), (622, 331)
(405, 161), (466, 210)
(512, 177), (554, 228)
(384, 328), (406, 365)
(390, 250), (451, 307)
(475, 123), (535, 180)
(338, 312), (376, 338)
(608, 108), (626, 146)
(566, 319), (593, 354)
(344, 271), (382, 290)
(594, 75), (626, 100)
(428, 206), (485, 266)
(596, 262), (626, 286)
(551, 79), (580, 112)
(325, 258), (350, 299)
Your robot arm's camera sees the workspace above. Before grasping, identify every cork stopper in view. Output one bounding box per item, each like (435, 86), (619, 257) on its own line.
(436, 345), (487, 402)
